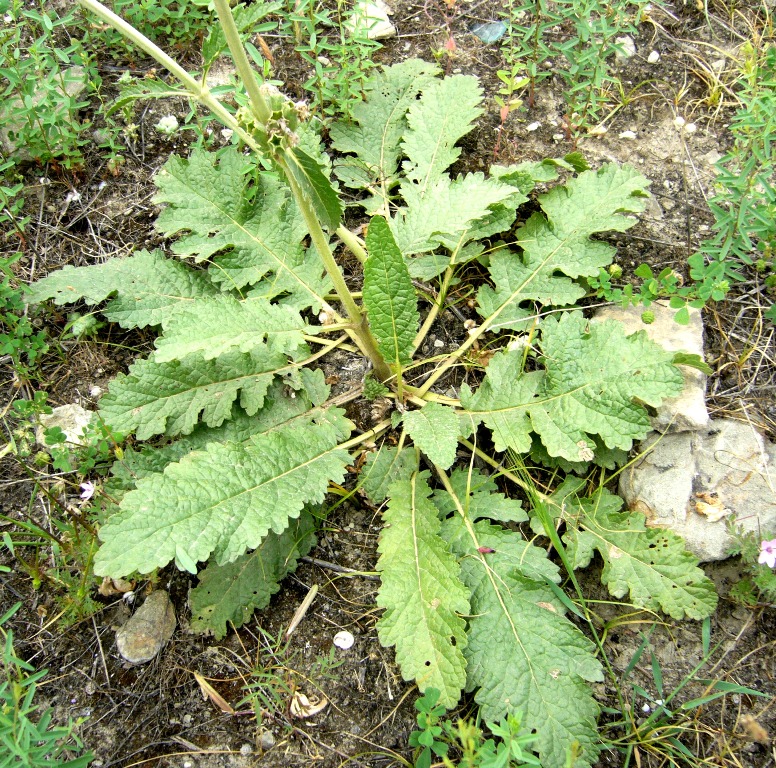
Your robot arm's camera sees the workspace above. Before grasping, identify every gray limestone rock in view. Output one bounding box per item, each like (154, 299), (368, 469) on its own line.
(116, 590), (176, 664)
(619, 419), (776, 561)
(593, 303), (708, 432)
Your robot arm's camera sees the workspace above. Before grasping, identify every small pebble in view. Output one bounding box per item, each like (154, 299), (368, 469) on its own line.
(619, 130), (637, 140)
(526, 121), (541, 132)
(433, 339), (445, 348)
(647, 50), (660, 63)
(673, 115), (686, 128)
(334, 630), (355, 650)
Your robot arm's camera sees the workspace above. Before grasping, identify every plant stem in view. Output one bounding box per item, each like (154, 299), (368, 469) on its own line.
(77, 0), (259, 150)
(413, 265), (455, 353)
(277, 153), (392, 382)
(211, 0), (272, 125)
(336, 226), (367, 264)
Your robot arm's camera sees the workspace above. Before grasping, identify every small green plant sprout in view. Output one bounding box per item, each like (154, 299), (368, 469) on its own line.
(494, 65), (529, 158)
(26, 1), (723, 763)
(410, 688), (541, 768)
(0, 603), (93, 767)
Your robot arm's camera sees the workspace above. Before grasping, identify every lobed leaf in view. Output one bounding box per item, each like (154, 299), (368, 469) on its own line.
(360, 446), (419, 504)
(377, 473), (469, 708)
(153, 295), (311, 362)
(26, 249), (218, 329)
(94, 409), (352, 577)
(189, 511), (317, 639)
(563, 489), (718, 620)
(433, 467), (526, 524)
(154, 148), (330, 311)
(363, 216), (419, 365)
(99, 347), (290, 441)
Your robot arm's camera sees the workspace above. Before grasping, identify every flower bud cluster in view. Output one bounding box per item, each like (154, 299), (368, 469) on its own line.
(237, 85), (309, 154)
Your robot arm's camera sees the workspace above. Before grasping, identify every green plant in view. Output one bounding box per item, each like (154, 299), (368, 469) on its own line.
(0, 603), (93, 767)
(499, 0), (653, 139)
(25, 3), (724, 764)
(601, 622), (768, 766)
(727, 527), (776, 606)
(0, 254), (49, 378)
(410, 688), (541, 768)
(688, 40), (776, 318)
(0, 0), (100, 168)
(105, 0), (213, 49)
(283, 0), (381, 120)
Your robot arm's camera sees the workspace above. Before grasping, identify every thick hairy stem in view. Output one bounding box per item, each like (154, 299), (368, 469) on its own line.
(277, 155), (392, 383)
(211, 0), (272, 125)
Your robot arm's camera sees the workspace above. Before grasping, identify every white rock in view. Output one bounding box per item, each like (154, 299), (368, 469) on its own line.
(333, 630), (355, 649)
(615, 36), (636, 61)
(593, 304), (708, 432)
(36, 404), (93, 447)
(647, 50), (660, 63)
(526, 121), (541, 132)
(116, 590), (176, 664)
(619, 420), (776, 561)
(619, 130), (638, 140)
(346, 0), (396, 40)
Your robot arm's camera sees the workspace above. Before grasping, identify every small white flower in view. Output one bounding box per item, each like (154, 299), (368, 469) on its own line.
(684, 122), (697, 134)
(673, 115), (686, 128)
(154, 115), (179, 135)
(79, 481), (95, 501)
(220, 128), (234, 142)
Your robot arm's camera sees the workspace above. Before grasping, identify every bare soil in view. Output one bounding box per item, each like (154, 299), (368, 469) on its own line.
(2, 2), (775, 767)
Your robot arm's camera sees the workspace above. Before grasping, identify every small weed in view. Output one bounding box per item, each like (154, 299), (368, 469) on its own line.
(0, 602), (93, 767)
(727, 525), (776, 606)
(409, 688), (542, 768)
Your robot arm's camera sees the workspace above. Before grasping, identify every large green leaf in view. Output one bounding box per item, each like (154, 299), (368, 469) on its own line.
(189, 511), (317, 639)
(433, 467), (526, 524)
(153, 295), (311, 362)
(476, 164), (650, 326)
(283, 146), (342, 230)
(563, 489), (718, 620)
(462, 312), (684, 462)
(94, 409), (352, 577)
(438, 483), (601, 768)
(99, 347), (291, 440)
(154, 148), (330, 311)
(377, 473), (469, 708)
(360, 446), (419, 504)
(331, 59), (440, 214)
(26, 249), (218, 329)
(363, 215), (419, 365)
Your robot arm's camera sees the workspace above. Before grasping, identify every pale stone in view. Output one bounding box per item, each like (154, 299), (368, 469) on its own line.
(346, 0), (396, 39)
(116, 590), (176, 664)
(36, 404), (93, 447)
(615, 36), (636, 61)
(593, 304), (708, 432)
(619, 419), (776, 561)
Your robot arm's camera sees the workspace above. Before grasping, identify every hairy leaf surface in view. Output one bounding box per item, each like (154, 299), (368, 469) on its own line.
(154, 295), (311, 362)
(476, 164), (650, 325)
(27, 249), (218, 328)
(363, 216), (419, 365)
(94, 409), (352, 577)
(361, 446), (418, 504)
(154, 148), (329, 311)
(402, 402), (460, 470)
(462, 312), (683, 462)
(433, 467), (526, 524)
(563, 489), (718, 620)
(189, 511), (317, 638)
(377, 473), (469, 707)
(439, 481), (601, 768)
(331, 59), (440, 213)
(99, 347), (290, 440)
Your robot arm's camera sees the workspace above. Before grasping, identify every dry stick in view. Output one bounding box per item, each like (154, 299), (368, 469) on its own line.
(300, 556), (379, 580)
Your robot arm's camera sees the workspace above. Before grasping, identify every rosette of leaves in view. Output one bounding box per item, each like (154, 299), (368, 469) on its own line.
(28, 60), (717, 768)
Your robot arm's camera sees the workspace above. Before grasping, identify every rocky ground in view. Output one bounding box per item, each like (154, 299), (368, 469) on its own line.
(1, 1), (775, 766)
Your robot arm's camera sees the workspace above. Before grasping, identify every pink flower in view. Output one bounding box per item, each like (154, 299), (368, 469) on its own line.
(757, 538), (776, 569)
(79, 481), (95, 501)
